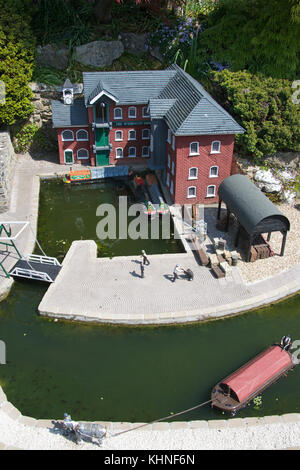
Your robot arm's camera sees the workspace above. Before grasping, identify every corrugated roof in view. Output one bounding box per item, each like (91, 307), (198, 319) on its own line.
(52, 98), (88, 128)
(218, 174), (290, 233)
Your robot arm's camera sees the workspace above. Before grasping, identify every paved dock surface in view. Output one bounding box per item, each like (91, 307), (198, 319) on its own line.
(38, 240), (300, 324)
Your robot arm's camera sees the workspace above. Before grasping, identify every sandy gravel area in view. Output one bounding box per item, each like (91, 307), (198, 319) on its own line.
(1, 410), (300, 450)
(237, 204), (300, 284)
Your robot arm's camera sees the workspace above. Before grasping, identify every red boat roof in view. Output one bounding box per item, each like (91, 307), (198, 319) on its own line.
(222, 345), (292, 403)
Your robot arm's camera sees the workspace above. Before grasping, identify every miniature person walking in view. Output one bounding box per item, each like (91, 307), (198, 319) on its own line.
(172, 264), (181, 282)
(141, 249), (150, 265)
(140, 261), (145, 278)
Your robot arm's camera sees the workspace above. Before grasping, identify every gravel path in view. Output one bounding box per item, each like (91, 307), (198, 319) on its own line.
(1, 409), (300, 450)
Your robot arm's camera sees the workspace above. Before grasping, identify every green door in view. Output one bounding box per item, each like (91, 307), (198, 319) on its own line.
(96, 149), (109, 166)
(95, 128), (109, 146)
(64, 150), (73, 164)
(95, 128), (109, 166)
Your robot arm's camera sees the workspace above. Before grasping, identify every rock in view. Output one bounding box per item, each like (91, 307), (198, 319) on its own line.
(254, 169), (282, 193)
(36, 45), (69, 70)
(75, 40), (124, 68)
(120, 33), (149, 56)
(149, 45), (164, 63)
(265, 152), (300, 171)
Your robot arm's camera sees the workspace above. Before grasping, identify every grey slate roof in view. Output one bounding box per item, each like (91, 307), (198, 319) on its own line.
(87, 80), (119, 104)
(52, 65), (245, 136)
(218, 174), (290, 234)
(82, 70), (176, 106)
(148, 98), (177, 119)
(52, 98), (88, 128)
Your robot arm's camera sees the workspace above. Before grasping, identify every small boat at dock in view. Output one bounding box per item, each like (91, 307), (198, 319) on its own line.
(211, 336), (297, 415)
(63, 166), (129, 184)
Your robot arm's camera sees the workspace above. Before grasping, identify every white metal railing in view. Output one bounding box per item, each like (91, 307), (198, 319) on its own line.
(25, 254), (61, 266)
(10, 267), (54, 282)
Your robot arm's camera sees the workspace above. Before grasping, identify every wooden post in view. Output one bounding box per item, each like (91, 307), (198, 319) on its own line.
(217, 199), (222, 220)
(267, 232), (271, 242)
(280, 231), (287, 256)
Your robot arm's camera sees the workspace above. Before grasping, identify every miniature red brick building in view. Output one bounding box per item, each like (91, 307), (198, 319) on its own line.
(52, 65), (244, 204)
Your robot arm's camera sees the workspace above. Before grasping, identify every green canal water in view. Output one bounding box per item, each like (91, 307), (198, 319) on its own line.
(0, 179), (299, 422)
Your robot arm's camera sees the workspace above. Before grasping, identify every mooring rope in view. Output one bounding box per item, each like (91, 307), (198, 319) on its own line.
(108, 399), (212, 439)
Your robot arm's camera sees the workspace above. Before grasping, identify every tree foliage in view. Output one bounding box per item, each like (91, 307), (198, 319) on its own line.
(199, 0), (300, 80)
(211, 69), (300, 161)
(0, 2), (35, 125)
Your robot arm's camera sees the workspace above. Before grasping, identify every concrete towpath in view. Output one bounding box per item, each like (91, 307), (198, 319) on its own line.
(38, 239), (300, 324)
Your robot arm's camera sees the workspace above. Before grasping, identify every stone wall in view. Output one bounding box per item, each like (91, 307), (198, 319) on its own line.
(0, 130), (16, 212)
(28, 83), (66, 150)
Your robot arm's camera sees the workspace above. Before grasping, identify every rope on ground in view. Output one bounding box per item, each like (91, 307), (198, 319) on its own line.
(108, 399), (212, 439)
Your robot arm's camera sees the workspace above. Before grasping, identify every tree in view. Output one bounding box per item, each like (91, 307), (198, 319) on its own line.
(199, 0), (300, 80)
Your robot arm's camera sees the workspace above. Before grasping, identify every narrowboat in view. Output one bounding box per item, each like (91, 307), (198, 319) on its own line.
(63, 165), (129, 184)
(211, 336), (297, 415)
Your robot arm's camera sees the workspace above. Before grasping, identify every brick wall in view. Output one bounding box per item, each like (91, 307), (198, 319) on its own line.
(109, 104), (151, 164)
(168, 134), (235, 205)
(57, 127), (90, 164)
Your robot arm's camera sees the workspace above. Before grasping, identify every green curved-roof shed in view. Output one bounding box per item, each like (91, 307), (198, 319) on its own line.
(217, 174), (290, 261)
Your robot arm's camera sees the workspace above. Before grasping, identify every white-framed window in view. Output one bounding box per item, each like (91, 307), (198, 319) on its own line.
(116, 147), (123, 159)
(166, 172), (170, 187)
(114, 107), (123, 120)
(76, 129), (89, 141)
(142, 106), (150, 118)
(188, 167), (198, 180)
(62, 130), (74, 141)
(206, 185), (216, 197)
(115, 130), (123, 141)
(167, 154), (171, 168)
(211, 140), (221, 154)
(167, 129), (171, 144)
(187, 186), (196, 198)
(77, 148), (89, 160)
(172, 135), (175, 151)
(142, 128), (150, 140)
(128, 129), (136, 140)
(171, 161), (175, 176)
(209, 166), (219, 178)
(128, 146), (136, 158)
(142, 146), (150, 157)
(170, 180), (174, 195)
(128, 107), (137, 118)
(189, 142), (199, 156)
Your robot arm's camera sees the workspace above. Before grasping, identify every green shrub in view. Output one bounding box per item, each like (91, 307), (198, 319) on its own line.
(0, 2), (35, 125)
(211, 69), (300, 162)
(198, 0), (300, 80)
(13, 123), (49, 154)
